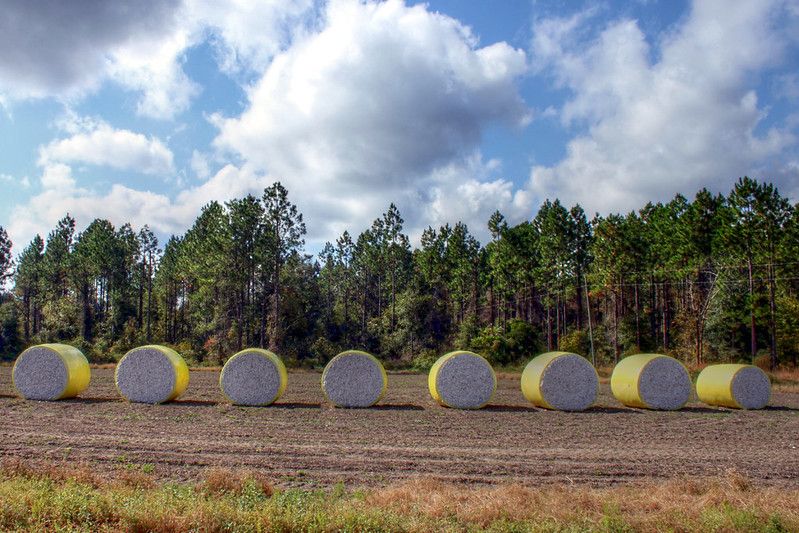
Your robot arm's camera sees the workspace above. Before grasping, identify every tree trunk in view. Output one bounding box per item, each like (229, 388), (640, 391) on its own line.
(270, 258), (281, 352)
(649, 276), (657, 349)
(575, 271), (583, 330)
(748, 257), (756, 362)
(768, 261), (778, 370)
(662, 282), (670, 350)
(81, 283), (92, 342)
(613, 287), (620, 363)
(391, 266), (396, 332)
(546, 295), (552, 351)
(555, 293), (561, 350)
(146, 261), (153, 342)
(23, 291), (31, 341)
(634, 283), (641, 350)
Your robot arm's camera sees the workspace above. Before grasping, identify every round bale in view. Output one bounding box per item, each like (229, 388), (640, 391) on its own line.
(521, 351), (598, 411)
(115, 345), (189, 404)
(696, 364), (770, 409)
(220, 348), (287, 406)
(428, 351), (496, 409)
(321, 350), (387, 408)
(12, 344), (90, 400)
(611, 353), (691, 410)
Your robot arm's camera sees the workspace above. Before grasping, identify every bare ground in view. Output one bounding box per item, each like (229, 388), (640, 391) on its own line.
(1, 367), (798, 489)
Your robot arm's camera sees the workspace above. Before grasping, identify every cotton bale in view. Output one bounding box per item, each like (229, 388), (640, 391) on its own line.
(610, 353), (691, 410)
(521, 351), (598, 411)
(12, 344), (90, 400)
(321, 350), (387, 408)
(696, 364), (770, 409)
(220, 348), (287, 406)
(115, 345), (189, 404)
(428, 351), (496, 409)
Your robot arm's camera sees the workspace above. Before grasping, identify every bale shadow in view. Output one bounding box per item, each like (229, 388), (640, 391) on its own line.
(172, 399), (220, 407)
(319, 403), (423, 410)
(372, 403), (424, 411)
(482, 404), (539, 412)
(762, 405), (799, 412)
(679, 406), (726, 414)
(68, 397), (124, 405)
(269, 402), (322, 409)
(584, 406), (641, 414)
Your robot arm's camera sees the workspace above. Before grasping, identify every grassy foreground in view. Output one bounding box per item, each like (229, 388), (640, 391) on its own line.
(0, 461), (797, 532)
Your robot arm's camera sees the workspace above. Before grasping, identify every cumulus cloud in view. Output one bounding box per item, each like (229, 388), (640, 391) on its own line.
(190, 150), (211, 179)
(0, 0), (313, 119)
(214, 0), (529, 243)
(7, 163), (274, 248)
(526, 0), (799, 214)
(187, 0), (313, 76)
(0, 1), (181, 98)
(418, 154), (532, 243)
(39, 123), (174, 176)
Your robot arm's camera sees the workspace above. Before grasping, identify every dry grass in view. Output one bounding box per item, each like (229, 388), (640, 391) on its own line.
(0, 460), (796, 532)
(366, 472), (799, 531)
(770, 366), (799, 393)
(0, 458), (105, 488)
(196, 467), (274, 497)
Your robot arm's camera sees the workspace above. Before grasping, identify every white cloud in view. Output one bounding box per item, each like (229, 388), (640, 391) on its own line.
(7, 162), (275, 248)
(0, 1), (181, 100)
(421, 154), (533, 244)
(0, 0), (315, 119)
(5, 1), (531, 249)
(214, 0), (529, 244)
(106, 27), (200, 119)
(526, 0), (799, 214)
(190, 150), (211, 179)
(39, 163), (77, 191)
(187, 0), (314, 76)
(39, 123), (174, 176)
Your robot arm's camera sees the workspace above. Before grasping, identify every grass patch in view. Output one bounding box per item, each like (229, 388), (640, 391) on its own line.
(0, 460), (797, 532)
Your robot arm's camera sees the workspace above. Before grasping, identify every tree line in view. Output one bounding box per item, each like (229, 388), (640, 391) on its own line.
(0, 177), (797, 370)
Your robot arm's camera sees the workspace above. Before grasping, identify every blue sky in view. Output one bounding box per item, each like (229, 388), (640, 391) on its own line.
(1, 0), (797, 254)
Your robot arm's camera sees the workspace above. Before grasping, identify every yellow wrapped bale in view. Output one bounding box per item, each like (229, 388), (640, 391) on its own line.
(611, 353), (691, 410)
(321, 350), (387, 408)
(220, 348), (288, 406)
(12, 344), (91, 400)
(428, 351), (496, 409)
(521, 351), (598, 411)
(115, 345), (189, 404)
(696, 364), (770, 409)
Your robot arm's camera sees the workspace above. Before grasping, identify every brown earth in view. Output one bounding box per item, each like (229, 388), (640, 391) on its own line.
(1, 367), (798, 489)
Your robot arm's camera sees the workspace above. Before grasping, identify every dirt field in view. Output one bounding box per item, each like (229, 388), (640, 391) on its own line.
(1, 366), (798, 489)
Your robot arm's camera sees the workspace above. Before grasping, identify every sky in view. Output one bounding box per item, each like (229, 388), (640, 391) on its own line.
(1, 0), (798, 255)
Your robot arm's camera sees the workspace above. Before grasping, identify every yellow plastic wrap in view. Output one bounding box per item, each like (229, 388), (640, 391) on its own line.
(696, 364), (771, 409)
(428, 350), (496, 409)
(610, 353), (690, 409)
(321, 350), (387, 406)
(219, 348), (288, 405)
(520, 351), (598, 410)
(12, 343), (91, 400)
(115, 345), (189, 403)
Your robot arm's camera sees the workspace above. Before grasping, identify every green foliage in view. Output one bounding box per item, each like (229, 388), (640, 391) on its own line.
(558, 328), (592, 359)
(471, 320), (542, 366)
(409, 349), (439, 372)
(0, 298), (20, 358)
(4, 178), (799, 370)
(310, 336), (339, 366)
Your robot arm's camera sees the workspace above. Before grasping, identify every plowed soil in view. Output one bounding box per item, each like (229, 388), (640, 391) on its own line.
(1, 367), (798, 488)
